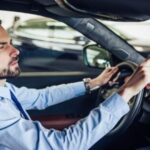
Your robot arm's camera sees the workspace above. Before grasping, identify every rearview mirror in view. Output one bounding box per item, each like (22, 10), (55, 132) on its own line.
(83, 44), (112, 69)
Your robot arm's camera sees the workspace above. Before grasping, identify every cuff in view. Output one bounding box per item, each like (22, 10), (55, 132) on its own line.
(68, 81), (86, 96)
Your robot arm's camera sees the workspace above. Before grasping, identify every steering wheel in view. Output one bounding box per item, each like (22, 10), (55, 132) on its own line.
(95, 61), (144, 135)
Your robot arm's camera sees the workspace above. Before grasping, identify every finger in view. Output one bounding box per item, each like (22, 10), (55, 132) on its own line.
(124, 76), (131, 83)
(107, 66), (118, 71)
(106, 67), (116, 72)
(110, 67), (119, 75)
(111, 66), (119, 70)
(102, 67), (112, 73)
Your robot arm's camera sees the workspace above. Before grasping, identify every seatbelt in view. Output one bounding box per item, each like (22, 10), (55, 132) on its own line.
(10, 90), (29, 120)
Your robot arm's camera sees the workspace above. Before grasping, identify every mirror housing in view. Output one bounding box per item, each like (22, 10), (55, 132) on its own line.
(83, 44), (113, 69)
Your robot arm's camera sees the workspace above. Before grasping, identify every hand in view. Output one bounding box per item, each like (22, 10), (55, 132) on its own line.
(118, 58), (150, 102)
(89, 67), (119, 89)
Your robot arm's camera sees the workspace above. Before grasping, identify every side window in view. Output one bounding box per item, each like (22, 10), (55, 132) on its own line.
(8, 17), (92, 73)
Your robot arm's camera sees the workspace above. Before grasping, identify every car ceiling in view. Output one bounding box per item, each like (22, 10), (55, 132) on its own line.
(57, 0), (150, 21)
(1, 0), (150, 21)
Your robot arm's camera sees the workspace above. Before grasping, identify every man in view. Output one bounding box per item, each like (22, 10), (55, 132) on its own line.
(0, 25), (150, 150)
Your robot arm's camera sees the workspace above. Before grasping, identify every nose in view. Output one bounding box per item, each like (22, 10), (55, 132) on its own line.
(10, 45), (20, 57)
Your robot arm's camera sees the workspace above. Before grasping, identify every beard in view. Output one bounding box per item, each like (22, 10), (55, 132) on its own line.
(0, 57), (21, 79)
(0, 66), (20, 79)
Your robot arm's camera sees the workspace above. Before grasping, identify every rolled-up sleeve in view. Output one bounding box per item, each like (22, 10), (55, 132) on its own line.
(0, 93), (129, 150)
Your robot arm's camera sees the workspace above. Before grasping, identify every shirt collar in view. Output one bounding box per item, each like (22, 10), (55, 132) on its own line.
(0, 85), (11, 100)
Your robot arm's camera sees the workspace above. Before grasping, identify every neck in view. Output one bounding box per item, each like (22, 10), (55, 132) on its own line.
(0, 79), (6, 86)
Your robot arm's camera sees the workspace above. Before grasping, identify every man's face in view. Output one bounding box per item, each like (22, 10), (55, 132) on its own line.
(0, 26), (20, 78)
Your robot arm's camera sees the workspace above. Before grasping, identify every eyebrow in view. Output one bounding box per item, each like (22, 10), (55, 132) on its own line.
(0, 39), (12, 45)
(0, 42), (7, 45)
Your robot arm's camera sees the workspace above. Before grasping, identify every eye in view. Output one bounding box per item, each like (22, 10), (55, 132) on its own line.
(0, 44), (5, 49)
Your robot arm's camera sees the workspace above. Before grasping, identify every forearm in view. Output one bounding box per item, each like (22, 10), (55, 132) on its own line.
(38, 81), (86, 107)
(118, 85), (137, 103)
(8, 82), (86, 110)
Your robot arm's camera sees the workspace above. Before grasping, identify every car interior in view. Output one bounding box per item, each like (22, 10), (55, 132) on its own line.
(1, 0), (150, 149)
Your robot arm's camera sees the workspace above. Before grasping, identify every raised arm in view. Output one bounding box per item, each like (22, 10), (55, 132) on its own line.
(6, 81), (86, 110)
(0, 93), (129, 150)
(6, 67), (118, 110)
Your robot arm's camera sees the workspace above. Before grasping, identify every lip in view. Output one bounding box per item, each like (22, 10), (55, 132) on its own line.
(10, 60), (18, 66)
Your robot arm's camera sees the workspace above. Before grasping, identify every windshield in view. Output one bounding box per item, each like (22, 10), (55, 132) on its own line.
(99, 20), (150, 52)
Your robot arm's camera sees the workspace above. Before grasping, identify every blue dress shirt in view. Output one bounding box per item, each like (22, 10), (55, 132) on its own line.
(0, 82), (129, 150)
